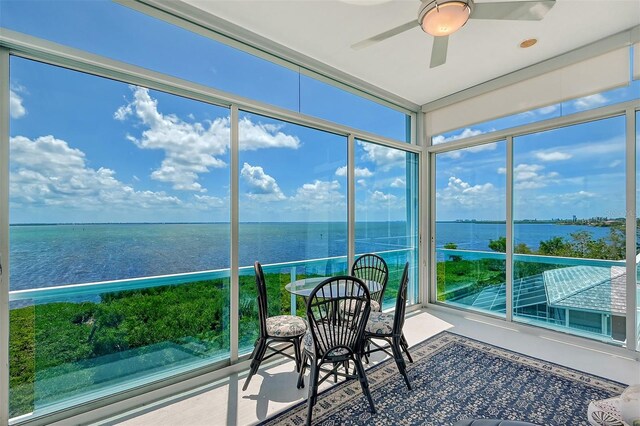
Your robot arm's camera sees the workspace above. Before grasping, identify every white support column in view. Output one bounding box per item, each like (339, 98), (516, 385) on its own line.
(0, 47), (10, 425)
(230, 105), (239, 362)
(506, 136), (514, 322)
(428, 153), (436, 304)
(418, 111), (429, 305)
(347, 134), (356, 271)
(625, 108), (637, 353)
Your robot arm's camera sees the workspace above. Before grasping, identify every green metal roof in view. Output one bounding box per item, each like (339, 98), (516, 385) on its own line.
(543, 266), (627, 315)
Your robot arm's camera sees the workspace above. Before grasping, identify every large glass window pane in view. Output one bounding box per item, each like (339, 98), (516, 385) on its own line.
(513, 116), (626, 345)
(637, 110), (640, 351)
(354, 140), (419, 307)
(432, 62), (639, 145)
(300, 76), (410, 142)
(9, 58), (230, 419)
(434, 142), (507, 317)
(1, 0), (410, 143)
(238, 112), (347, 353)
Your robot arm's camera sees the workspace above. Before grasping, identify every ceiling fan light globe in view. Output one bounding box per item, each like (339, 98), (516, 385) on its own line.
(420, 1), (471, 37)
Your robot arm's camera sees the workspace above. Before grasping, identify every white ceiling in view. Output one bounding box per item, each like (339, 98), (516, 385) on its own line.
(181, 0), (639, 106)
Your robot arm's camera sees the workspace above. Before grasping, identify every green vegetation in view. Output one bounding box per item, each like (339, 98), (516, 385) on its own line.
(438, 227), (626, 302)
(486, 226), (625, 260)
(9, 264), (407, 418)
(10, 279), (229, 417)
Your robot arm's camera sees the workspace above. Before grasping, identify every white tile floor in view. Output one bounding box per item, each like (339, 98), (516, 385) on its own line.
(100, 308), (639, 426)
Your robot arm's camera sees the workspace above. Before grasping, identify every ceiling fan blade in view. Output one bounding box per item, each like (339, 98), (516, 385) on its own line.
(471, 0), (555, 21)
(430, 35), (449, 68)
(351, 20), (417, 50)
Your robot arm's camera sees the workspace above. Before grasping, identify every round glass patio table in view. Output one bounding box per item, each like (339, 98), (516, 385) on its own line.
(285, 277), (382, 299)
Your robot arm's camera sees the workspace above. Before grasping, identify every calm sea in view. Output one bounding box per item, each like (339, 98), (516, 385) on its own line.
(8, 222), (611, 291)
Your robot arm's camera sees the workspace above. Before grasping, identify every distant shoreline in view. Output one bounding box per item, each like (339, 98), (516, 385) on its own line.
(10, 220), (624, 226)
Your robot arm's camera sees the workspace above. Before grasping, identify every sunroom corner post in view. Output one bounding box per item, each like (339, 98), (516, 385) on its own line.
(505, 136), (514, 323)
(625, 107), (638, 354)
(347, 133), (356, 271)
(0, 46), (10, 426)
(230, 104), (239, 363)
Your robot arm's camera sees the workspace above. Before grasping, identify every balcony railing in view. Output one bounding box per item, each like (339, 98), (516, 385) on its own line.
(436, 248), (631, 345)
(8, 248), (416, 421)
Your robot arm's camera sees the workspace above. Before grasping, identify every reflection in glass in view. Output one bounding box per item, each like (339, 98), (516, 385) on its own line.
(8, 58), (231, 418)
(238, 112), (347, 353)
(434, 141), (506, 316)
(354, 140), (419, 307)
(513, 116), (626, 344)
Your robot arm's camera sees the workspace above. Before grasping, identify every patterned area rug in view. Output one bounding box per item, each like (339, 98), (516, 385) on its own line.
(259, 331), (626, 426)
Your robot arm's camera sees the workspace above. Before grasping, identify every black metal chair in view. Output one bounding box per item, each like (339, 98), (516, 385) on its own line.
(243, 261), (307, 391)
(362, 262), (412, 389)
(350, 253), (389, 312)
(296, 276), (376, 426)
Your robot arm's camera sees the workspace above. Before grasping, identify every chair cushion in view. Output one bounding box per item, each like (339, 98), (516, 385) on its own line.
(303, 328), (350, 356)
(365, 311), (394, 335)
(265, 315), (306, 337)
(340, 299), (380, 313)
(587, 396), (625, 426)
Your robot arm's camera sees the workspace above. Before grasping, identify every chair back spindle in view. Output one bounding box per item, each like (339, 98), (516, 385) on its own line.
(351, 254), (389, 306)
(306, 276), (370, 360)
(393, 262), (410, 337)
(254, 261), (269, 338)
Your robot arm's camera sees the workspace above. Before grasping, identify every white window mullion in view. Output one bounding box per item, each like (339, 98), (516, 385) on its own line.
(625, 108), (637, 353)
(347, 134), (355, 270)
(230, 104), (239, 362)
(506, 136), (514, 322)
(0, 46), (10, 425)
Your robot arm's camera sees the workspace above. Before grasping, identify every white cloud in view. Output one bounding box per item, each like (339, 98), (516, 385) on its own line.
(10, 135), (181, 209)
(10, 89), (26, 119)
(437, 176), (499, 210)
(500, 163), (560, 190)
(573, 94), (608, 110)
(518, 104), (559, 118)
(359, 143), (405, 171)
(609, 160), (622, 168)
(357, 179), (367, 187)
(239, 117), (300, 150)
(335, 166), (373, 178)
(538, 105), (559, 115)
(116, 86), (299, 193)
(191, 194), (226, 209)
(370, 190), (397, 203)
(432, 128), (484, 145)
(290, 180), (345, 209)
(440, 142), (498, 159)
(534, 151), (572, 161)
(240, 163), (286, 201)
(390, 177), (406, 188)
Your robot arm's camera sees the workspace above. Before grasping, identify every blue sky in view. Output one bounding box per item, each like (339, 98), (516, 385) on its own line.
(4, 1), (639, 224)
(4, 0), (415, 224)
(435, 80), (639, 222)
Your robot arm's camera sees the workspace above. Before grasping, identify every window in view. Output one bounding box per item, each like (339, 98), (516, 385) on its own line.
(434, 141), (507, 317)
(1, 0), (410, 142)
(9, 58), (231, 418)
(237, 112), (348, 352)
(355, 140), (419, 307)
(512, 116), (626, 342)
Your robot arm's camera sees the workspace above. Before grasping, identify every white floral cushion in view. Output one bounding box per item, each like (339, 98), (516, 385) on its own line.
(303, 328), (350, 356)
(265, 315), (306, 337)
(340, 299), (380, 313)
(588, 396), (628, 426)
(365, 311), (394, 335)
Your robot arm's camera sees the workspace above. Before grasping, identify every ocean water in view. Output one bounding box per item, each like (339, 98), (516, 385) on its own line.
(8, 222), (612, 291)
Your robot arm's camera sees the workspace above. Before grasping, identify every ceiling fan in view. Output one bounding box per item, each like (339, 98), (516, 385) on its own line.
(351, 0), (556, 68)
